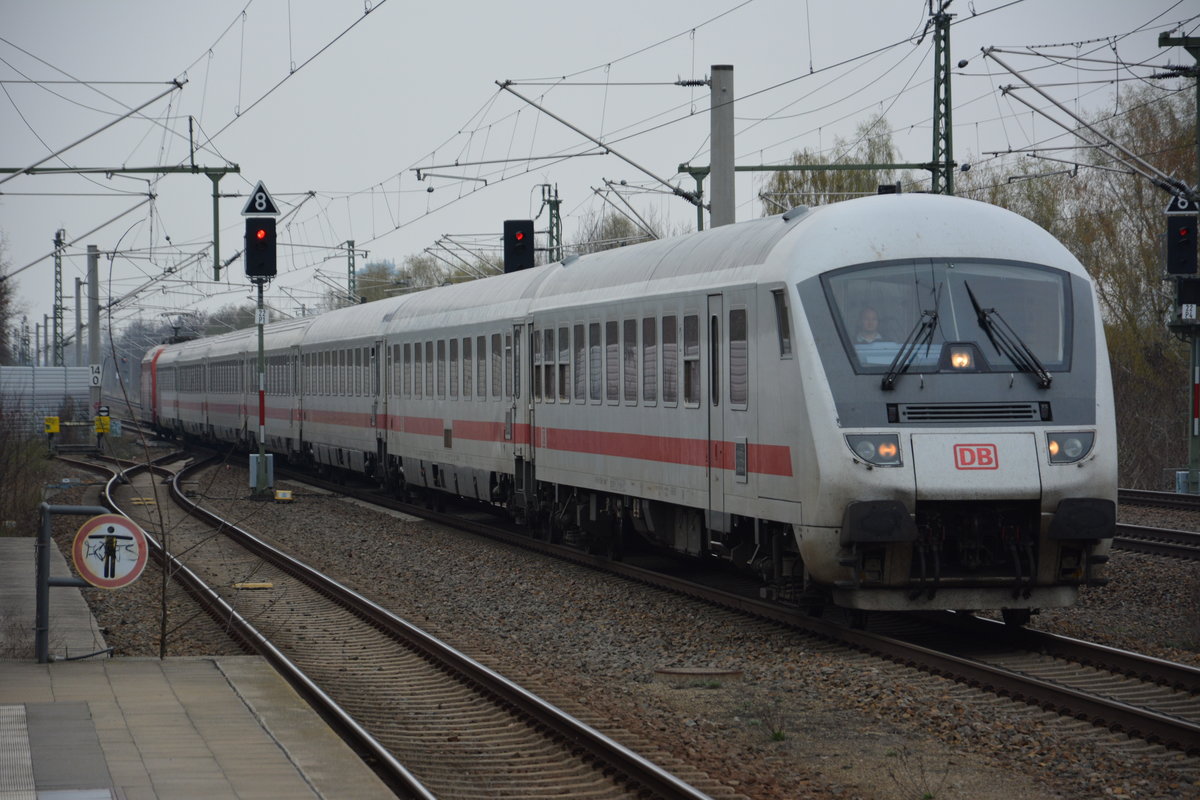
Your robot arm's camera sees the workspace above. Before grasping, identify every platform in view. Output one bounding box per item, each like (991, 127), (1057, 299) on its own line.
(0, 538), (392, 799)
(0, 537), (108, 661)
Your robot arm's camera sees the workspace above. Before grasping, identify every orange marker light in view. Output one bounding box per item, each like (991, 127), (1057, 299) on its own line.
(877, 442), (898, 459)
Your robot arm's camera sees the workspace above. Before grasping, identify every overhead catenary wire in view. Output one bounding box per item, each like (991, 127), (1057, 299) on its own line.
(311, 1), (1030, 254)
(8, 1), (1189, 340)
(0, 81), (183, 186)
(192, 0), (391, 163)
(985, 47), (1191, 198)
(295, 5), (1194, 314)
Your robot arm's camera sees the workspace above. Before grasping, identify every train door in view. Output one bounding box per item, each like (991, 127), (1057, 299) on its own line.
(296, 349), (306, 442)
(288, 346), (300, 445)
(201, 358), (210, 435)
(239, 358), (249, 444)
(372, 339), (385, 463)
(172, 365), (181, 427)
(512, 320), (535, 516)
(707, 294), (725, 528)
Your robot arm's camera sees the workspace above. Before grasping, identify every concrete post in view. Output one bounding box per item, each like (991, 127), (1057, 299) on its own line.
(74, 277), (83, 367)
(88, 245), (100, 411)
(710, 65), (735, 227)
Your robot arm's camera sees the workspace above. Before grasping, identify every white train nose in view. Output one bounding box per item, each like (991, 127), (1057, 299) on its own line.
(910, 433), (1041, 500)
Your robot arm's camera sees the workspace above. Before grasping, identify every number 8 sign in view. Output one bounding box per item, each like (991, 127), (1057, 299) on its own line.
(240, 180), (280, 217)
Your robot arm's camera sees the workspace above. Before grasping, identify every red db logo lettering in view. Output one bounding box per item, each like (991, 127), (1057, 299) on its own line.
(954, 444), (998, 470)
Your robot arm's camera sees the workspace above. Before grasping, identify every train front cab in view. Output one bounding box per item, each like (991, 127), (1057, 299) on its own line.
(797, 253), (1117, 614)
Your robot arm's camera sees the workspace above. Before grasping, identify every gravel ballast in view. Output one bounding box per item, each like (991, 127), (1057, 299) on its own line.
(47, 463), (1200, 799)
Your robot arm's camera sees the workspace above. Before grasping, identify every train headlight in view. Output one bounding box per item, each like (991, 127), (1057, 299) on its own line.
(937, 342), (983, 372)
(1047, 431), (1094, 464)
(846, 434), (903, 467)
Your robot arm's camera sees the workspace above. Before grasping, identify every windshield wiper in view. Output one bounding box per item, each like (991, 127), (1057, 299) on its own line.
(881, 308), (939, 390)
(964, 282), (1052, 389)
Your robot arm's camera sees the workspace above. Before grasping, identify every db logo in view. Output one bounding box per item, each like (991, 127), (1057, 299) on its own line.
(954, 443), (999, 470)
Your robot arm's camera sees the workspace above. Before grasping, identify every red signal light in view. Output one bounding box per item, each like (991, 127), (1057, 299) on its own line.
(503, 219), (534, 272)
(1167, 214), (1199, 275)
(245, 217), (277, 278)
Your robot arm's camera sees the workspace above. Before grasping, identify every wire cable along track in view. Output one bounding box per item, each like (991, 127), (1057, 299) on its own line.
(70, 455), (713, 800)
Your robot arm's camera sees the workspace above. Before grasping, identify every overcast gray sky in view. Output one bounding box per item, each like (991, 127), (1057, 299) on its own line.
(1, 0), (1194, 342)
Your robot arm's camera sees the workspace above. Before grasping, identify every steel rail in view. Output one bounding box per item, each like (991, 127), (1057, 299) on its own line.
(174, 460), (714, 800)
(1119, 487), (1200, 512)
(275, 467), (1200, 755)
(1114, 523), (1200, 560)
(72, 457), (436, 800)
(923, 611), (1200, 691)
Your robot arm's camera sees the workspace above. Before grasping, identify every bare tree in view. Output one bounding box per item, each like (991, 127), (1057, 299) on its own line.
(959, 84), (1195, 487)
(0, 233), (16, 365)
(760, 114), (912, 213)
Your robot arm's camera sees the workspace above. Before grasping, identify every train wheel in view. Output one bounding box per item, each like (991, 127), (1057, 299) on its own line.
(605, 536), (623, 561)
(606, 516), (625, 562)
(1002, 608), (1031, 627)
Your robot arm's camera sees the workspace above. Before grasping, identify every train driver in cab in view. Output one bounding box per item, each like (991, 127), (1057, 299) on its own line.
(855, 306), (884, 344)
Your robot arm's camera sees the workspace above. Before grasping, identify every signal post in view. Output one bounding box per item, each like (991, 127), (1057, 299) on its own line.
(1160, 33), (1200, 492)
(242, 181), (279, 496)
(1167, 196), (1200, 492)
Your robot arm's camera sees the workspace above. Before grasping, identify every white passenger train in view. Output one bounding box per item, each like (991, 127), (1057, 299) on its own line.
(141, 193), (1117, 620)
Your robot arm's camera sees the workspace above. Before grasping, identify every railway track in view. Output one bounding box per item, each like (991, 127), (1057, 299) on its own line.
(66, 454), (716, 800)
(272, 465), (1200, 759)
(1114, 523), (1200, 560)
(1119, 487), (1200, 512)
(868, 612), (1200, 753)
(1114, 487), (1200, 558)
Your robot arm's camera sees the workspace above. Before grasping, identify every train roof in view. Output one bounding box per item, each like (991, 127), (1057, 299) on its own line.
(302, 296), (402, 343)
(380, 263), (555, 328)
(148, 194), (1090, 358)
(778, 192), (1086, 277)
(297, 269), (550, 342)
(530, 212), (799, 310)
(515, 193), (1088, 314)
(153, 333), (211, 366)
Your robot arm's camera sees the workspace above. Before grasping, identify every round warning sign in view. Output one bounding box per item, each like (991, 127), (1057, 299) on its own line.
(72, 514), (149, 589)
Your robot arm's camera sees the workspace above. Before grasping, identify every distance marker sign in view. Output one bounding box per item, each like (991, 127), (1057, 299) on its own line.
(72, 514), (148, 589)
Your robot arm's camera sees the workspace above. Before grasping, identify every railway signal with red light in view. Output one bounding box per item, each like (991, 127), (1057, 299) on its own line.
(503, 219), (535, 273)
(1166, 214), (1198, 275)
(245, 217), (277, 279)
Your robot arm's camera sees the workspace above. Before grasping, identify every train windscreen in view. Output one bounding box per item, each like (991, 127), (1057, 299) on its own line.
(820, 258), (1073, 375)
